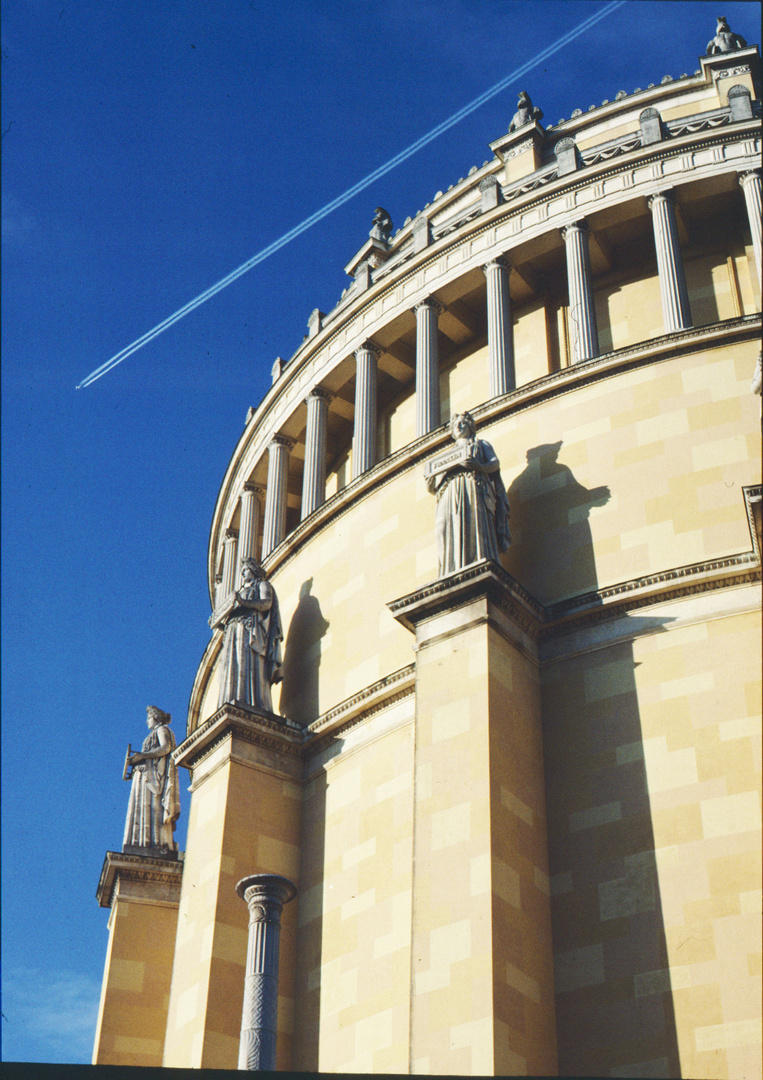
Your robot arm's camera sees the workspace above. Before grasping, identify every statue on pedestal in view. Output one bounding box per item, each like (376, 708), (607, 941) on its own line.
(217, 557), (283, 712)
(369, 207), (393, 244)
(706, 16), (747, 54)
(508, 90), (543, 132)
(425, 412), (511, 578)
(123, 706), (180, 855)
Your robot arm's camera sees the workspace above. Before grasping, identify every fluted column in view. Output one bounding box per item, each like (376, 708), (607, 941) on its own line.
(220, 530), (238, 602)
(739, 170), (762, 290)
(236, 874), (297, 1072)
(648, 189), (692, 332)
(483, 257), (515, 395)
(236, 485), (265, 587)
(301, 388), (332, 520)
(414, 298), (443, 437)
(561, 220), (599, 363)
(262, 436), (293, 558)
(353, 341), (381, 477)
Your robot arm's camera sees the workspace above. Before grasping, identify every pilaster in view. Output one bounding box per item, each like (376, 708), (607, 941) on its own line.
(93, 851), (183, 1067)
(389, 562), (557, 1075)
(162, 704), (304, 1070)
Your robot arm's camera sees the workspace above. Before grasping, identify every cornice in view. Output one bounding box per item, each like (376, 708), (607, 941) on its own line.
(96, 850), (184, 909)
(305, 665), (416, 754)
(175, 702), (306, 773)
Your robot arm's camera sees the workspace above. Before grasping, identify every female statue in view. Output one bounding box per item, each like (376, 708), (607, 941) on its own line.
(217, 557), (283, 712)
(123, 706), (180, 853)
(426, 412), (511, 577)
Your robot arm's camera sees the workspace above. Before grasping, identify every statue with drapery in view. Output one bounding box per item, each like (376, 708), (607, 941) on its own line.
(123, 706), (181, 856)
(425, 412), (511, 578)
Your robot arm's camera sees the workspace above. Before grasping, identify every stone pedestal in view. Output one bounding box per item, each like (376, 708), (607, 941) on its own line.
(93, 850), (184, 1067)
(236, 873), (298, 1070)
(162, 704), (303, 1070)
(389, 562), (557, 1075)
(489, 121), (546, 185)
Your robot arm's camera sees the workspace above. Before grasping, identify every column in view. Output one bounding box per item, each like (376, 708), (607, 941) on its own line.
(236, 874), (297, 1072)
(483, 257), (515, 395)
(236, 485), (264, 587)
(561, 220), (600, 362)
(220, 530), (238, 602)
(648, 189), (693, 332)
(261, 436), (292, 558)
(414, 298), (443, 437)
(301, 388), (332, 520)
(352, 341), (381, 477)
(739, 170), (762, 291)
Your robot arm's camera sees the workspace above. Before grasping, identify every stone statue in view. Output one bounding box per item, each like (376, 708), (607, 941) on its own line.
(123, 706), (180, 855)
(369, 207), (393, 243)
(425, 412), (511, 577)
(706, 16), (747, 54)
(217, 557), (284, 712)
(508, 90), (543, 132)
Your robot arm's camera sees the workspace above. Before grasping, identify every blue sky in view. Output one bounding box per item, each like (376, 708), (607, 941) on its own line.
(2, 0), (759, 1065)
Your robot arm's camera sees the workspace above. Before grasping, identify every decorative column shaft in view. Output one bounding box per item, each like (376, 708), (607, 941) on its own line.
(648, 189), (692, 332)
(236, 874), (297, 1072)
(414, 298), (443, 437)
(561, 220), (599, 363)
(261, 437), (292, 558)
(236, 485), (264, 587)
(739, 170), (762, 290)
(483, 258), (515, 395)
(353, 342), (381, 477)
(220, 530), (238, 602)
(301, 388), (332, 520)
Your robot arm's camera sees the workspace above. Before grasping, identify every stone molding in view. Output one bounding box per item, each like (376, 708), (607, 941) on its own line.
(96, 849), (184, 910)
(306, 664), (416, 745)
(174, 702), (305, 776)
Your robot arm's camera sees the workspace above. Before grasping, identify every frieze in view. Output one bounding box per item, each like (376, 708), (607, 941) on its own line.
(716, 65), (752, 78)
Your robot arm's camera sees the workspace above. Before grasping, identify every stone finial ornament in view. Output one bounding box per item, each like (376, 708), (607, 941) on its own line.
(706, 16), (747, 54)
(369, 207), (393, 243)
(123, 706), (181, 856)
(508, 90), (543, 133)
(217, 557), (284, 713)
(425, 412), (511, 577)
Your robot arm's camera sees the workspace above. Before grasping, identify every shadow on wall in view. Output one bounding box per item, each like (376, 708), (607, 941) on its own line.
(543, 616), (682, 1077)
(278, 578), (330, 725)
(505, 441), (610, 605)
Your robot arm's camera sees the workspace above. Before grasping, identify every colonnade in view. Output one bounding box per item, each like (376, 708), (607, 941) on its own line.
(213, 173), (760, 583)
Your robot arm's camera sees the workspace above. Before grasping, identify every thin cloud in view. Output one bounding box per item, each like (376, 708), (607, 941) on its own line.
(1, 967), (101, 1064)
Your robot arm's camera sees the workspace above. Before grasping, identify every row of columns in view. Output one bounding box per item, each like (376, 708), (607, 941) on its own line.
(215, 171), (760, 577)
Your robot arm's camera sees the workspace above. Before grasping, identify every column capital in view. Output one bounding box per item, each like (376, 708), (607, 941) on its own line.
(242, 482), (266, 502)
(560, 219), (590, 241)
(268, 433), (294, 453)
(354, 339), (382, 360)
(236, 872), (298, 912)
(647, 188), (677, 209)
(739, 169), (762, 188)
(304, 386), (334, 406)
(413, 296), (444, 316)
(224, 528), (238, 542)
(482, 256), (513, 275)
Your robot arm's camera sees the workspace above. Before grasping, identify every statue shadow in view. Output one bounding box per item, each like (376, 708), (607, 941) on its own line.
(502, 443), (681, 1073)
(278, 578), (330, 725)
(505, 441), (610, 604)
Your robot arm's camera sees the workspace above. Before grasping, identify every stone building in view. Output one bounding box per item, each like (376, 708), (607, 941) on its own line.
(93, 27), (761, 1079)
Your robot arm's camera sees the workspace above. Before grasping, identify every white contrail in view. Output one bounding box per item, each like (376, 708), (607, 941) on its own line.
(77, 0), (625, 389)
